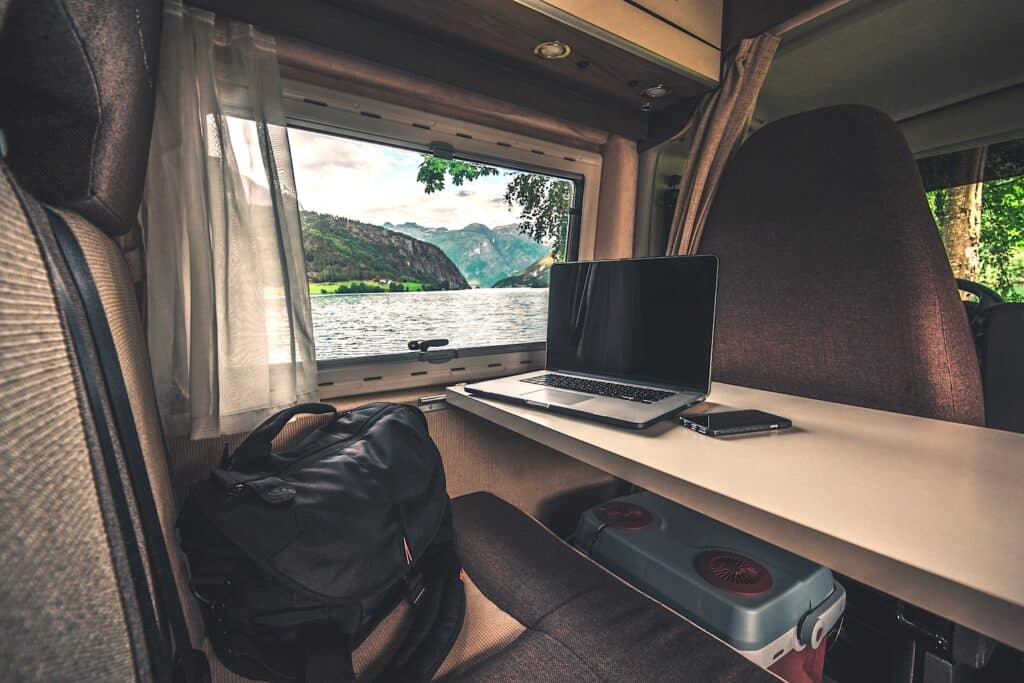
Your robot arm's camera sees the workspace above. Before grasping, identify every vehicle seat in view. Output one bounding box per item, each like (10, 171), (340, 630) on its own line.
(698, 104), (985, 425)
(0, 1), (782, 681)
(979, 303), (1024, 432)
(955, 279), (1023, 433)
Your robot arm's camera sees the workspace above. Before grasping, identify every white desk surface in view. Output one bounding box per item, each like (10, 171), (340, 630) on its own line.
(446, 383), (1024, 650)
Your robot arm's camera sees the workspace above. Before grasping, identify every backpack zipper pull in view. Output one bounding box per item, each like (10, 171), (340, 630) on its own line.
(402, 536), (426, 606)
(403, 536), (413, 564)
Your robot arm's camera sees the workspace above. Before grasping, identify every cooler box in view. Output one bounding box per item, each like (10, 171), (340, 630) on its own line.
(574, 493), (845, 683)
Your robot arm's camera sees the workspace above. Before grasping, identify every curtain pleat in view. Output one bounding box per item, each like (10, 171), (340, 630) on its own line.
(666, 33), (780, 256)
(142, 1), (317, 439)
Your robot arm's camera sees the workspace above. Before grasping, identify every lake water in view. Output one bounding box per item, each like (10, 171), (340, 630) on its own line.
(311, 288), (549, 360)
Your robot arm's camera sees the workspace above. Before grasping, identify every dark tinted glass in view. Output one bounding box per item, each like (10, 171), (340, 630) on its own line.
(689, 410), (782, 430)
(546, 256), (717, 391)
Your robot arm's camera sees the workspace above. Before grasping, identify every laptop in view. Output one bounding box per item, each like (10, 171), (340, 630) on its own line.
(465, 255), (718, 429)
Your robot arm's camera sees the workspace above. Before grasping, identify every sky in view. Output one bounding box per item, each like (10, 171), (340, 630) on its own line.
(287, 127), (523, 229)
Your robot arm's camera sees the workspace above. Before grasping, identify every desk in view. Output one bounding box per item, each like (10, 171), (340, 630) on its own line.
(446, 382), (1024, 650)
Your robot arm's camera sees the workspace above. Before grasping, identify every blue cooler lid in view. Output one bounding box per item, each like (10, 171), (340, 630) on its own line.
(575, 492), (835, 652)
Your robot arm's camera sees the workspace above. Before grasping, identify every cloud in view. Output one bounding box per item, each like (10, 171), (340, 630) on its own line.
(288, 128), (407, 176)
(288, 128), (522, 229)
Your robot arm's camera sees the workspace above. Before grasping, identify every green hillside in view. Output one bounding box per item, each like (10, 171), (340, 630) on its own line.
(301, 211), (469, 290)
(493, 254), (555, 288)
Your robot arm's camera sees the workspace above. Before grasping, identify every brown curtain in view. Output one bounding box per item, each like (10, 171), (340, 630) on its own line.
(589, 134), (639, 260)
(666, 33), (780, 255)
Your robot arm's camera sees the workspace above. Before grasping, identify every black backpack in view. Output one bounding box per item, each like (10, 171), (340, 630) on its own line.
(178, 402), (465, 682)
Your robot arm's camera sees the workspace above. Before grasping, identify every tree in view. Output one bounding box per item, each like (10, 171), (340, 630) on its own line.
(934, 147), (986, 281)
(927, 145), (1024, 303)
(415, 157), (572, 258)
(416, 157), (498, 193)
(503, 173), (573, 259)
(979, 176), (1024, 301)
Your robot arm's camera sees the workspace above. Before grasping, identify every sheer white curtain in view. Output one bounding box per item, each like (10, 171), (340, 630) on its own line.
(142, 1), (317, 439)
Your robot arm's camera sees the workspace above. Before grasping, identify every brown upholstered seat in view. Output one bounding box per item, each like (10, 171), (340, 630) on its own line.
(444, 493), (779, 682)
(699, 105), (985, 425)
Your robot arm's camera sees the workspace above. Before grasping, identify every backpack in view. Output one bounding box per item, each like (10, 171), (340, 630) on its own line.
(178, 402), (464, 682)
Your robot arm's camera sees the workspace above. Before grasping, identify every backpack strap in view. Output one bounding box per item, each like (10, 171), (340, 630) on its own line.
(380, 506), (466, 683)
(42, 208), (210, 683)
(228, 402), (336, 468)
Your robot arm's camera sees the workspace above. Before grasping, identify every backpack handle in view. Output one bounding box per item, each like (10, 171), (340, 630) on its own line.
(228, 403), (337, 468)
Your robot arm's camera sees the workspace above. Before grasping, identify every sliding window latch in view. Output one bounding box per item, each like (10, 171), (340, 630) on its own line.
(409, 338), (458, 364)
(428, 142), (455, 159)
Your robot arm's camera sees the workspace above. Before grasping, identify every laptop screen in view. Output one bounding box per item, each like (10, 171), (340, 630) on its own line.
(546, 255), (718, 393)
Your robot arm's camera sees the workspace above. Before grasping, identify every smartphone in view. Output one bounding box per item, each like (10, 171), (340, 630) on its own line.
(679, 410), (792, 437)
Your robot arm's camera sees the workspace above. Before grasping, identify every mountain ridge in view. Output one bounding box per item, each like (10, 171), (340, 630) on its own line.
(388, 221), (550, 287)
(301, 211), (469, 290)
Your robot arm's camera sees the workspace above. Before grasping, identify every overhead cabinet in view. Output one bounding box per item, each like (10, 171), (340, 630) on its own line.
(515, 0), (723, 85)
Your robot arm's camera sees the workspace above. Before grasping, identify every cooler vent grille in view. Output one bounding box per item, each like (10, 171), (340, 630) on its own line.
(596, 502), (652, 529)
(695, 550), (773, 596)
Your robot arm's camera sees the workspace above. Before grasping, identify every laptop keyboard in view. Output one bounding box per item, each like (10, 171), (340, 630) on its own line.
(522, 374), (675, 404)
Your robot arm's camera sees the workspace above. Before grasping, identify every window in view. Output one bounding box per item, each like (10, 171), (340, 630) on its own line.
(287, 126), (581, 368)
(918, 138), (1024, 303)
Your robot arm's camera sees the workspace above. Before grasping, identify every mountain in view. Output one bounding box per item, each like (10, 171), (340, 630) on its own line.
(493, 254), (555, 288)
(301, 211), (469, 289)
(387, 221), (550, 287)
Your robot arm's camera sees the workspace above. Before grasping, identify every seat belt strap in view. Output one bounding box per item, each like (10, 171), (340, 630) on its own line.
(43, 207), (209, 683)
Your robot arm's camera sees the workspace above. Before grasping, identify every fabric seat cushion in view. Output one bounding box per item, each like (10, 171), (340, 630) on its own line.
(446, 492), (779, 682)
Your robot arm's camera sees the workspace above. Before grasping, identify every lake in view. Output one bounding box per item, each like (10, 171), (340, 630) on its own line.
(311, 288), (549, 361)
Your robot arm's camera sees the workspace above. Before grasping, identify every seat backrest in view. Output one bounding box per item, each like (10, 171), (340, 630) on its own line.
(698, 105), (985, 425)
(0, 1), (206, 678)
(980, 303), (1024, 432)
(1, 161), (145, 681)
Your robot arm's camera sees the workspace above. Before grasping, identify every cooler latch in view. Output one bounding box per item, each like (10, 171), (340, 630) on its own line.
(798, 582), (847, 649)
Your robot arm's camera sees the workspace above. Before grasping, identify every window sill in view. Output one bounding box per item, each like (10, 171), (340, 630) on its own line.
(315, 343), (545, 400)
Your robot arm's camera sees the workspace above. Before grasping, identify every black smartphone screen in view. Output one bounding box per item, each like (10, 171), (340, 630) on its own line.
(680, 410), (791, 435)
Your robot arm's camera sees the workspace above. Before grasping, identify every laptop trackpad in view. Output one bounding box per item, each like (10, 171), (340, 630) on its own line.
(523, 388), (591, 406)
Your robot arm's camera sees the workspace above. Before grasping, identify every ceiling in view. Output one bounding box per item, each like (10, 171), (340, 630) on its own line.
(194, 0), (724, 142)
(756, 0), (1024, 154)
(327, 0), (710, 114)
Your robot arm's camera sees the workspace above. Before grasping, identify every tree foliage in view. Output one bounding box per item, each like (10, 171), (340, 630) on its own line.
(415, 156), (572, 259)
(928, 175), (1024, 302)
(416, 157), (498, 194)
(503, 173), (573, 259)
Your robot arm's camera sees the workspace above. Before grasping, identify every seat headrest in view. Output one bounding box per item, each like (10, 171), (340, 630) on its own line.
(699, 105), (984, 424)
(0, 0), (162, 235)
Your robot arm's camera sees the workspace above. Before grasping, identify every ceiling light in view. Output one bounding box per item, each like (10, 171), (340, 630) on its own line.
(533, 41), (571, 60)
(642, 84), (670, 98)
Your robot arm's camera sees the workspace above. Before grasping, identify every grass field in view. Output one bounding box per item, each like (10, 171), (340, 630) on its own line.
(309, 279), (426, 295)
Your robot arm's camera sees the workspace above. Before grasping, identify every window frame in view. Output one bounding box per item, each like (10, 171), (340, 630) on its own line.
(281, 80), (603, 399)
